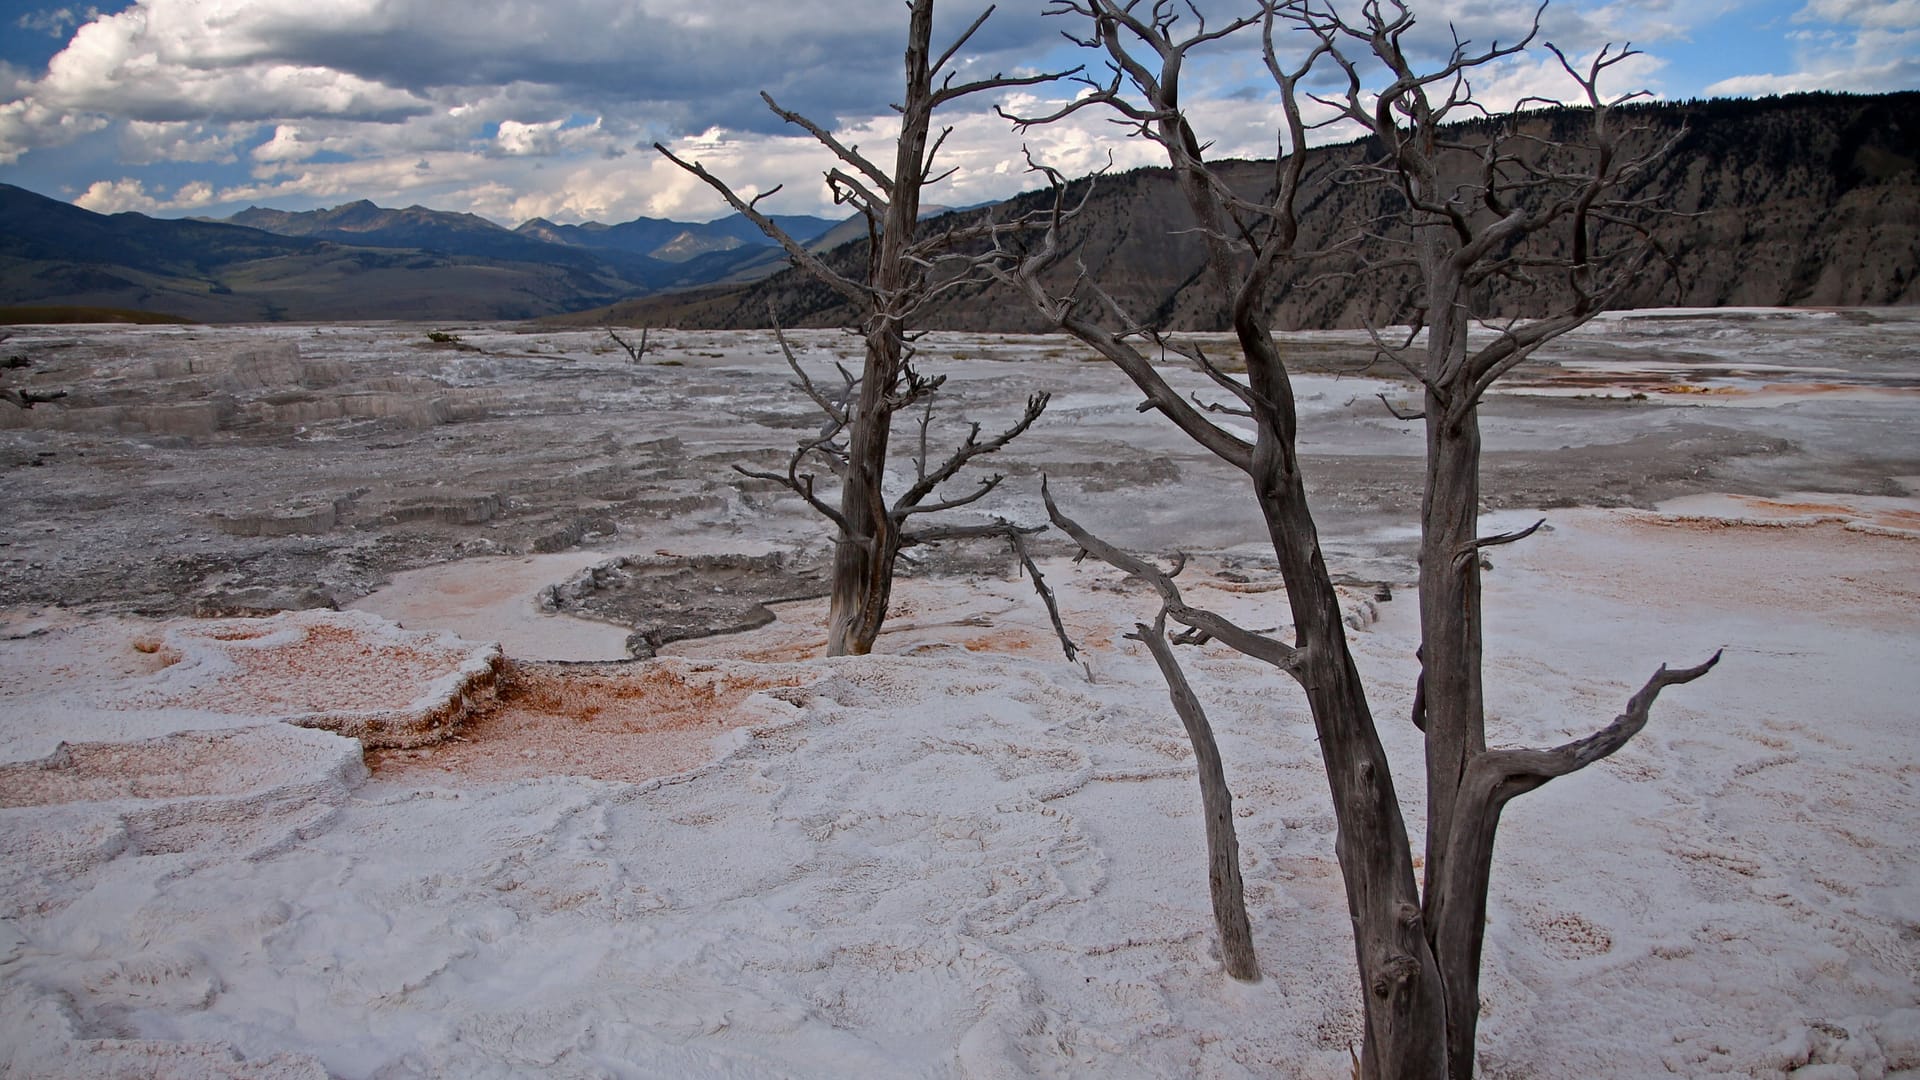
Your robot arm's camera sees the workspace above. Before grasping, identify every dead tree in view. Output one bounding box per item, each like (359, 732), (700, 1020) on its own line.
(607, 327), (649, 363)
(657, 0), (1076, 656)
(1299, 7), (1698, 1074)
(1002, 1), (1716, 1075)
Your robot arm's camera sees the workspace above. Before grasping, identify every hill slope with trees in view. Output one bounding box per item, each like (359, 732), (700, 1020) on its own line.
(578, 92), (1919, 332)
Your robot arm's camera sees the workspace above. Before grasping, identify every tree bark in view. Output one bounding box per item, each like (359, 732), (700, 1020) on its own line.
(1135, 615), (1261, 981)
(1416, 301), (1486, 903)
(1233, 190), (1446, 1080)
(823, 1), (933, 656)
(826, 319), (906, 655)
(1417, 400), (1492, 1080)
(1250, 432), (1446, 1079)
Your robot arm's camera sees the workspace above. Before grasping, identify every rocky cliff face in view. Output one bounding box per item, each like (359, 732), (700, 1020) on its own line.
(598, 92), (1917, 332)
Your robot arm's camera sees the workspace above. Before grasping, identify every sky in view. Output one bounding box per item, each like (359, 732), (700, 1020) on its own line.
(0, 0), (1914, 227)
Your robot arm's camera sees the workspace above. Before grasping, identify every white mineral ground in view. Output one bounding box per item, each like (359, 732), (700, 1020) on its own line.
(2, 312), (1918, 1078)
(347, 552), (635, 662)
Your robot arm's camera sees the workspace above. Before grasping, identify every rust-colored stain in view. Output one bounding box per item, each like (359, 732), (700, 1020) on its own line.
(1749, 497), (1872, 516)
(134, 621), (472, 718)
(1647, 498), (1920, 536)
(725, 641), (828, 663)
(958, 630), (1039, 654)
(368, 662), (807, 785)
(224, 623), (454, 713)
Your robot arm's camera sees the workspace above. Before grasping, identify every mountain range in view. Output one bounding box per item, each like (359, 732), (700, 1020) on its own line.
(2, 91), (1914, 327)
(0, 191), (836, 322)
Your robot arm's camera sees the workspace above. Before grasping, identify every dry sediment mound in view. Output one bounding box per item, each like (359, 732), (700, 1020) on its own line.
(0, 1019), (330, 1080)
(0, 610), (504, 892)
(128, 609), (505, 749)
(0, 725), (364, 809)
(368, 657), (817, 785)
(0, 726), (366, 873)
(0, 609), (506, 765)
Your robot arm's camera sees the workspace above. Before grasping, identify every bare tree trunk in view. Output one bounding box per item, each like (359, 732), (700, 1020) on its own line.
(827, 327), (905, 655)
(1416, 303), (1485, 900)
(822, 0), (929, 656)
(1252, 443), (1446, 1078)
(1415, 308), (1492, 1080)
(1045, 488), (1268, 981)
(826, 1), (929, 656)
(1134, 615), (1259, 981)
(1423, 651), (1721, 1079)
(1235, 151), (1447, 1071)
(825, 473), (900, 655)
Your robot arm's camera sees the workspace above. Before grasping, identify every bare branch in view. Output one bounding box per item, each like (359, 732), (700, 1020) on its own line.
(1377, 392), (1424, 421)
(1450, 517), (1545, 571)
(732, 460), (851, 535)
(896, 392), (1050, 511)
(933, 5), (997, 75)
(896, 472), (1005, 517)
(1127, 608), (1260, 980)
(1157, 333), (1259, 413)
(997, 68), (1151, 129)
(931, 67), (1081, 110)
(759, 91), (895, 198)
(1011, 527), (1080, 663)
(654, 143), (871, 308)
(1193, 393), (1255, 418)
(1043, 478), (1301, 675)
(607, 327), (649, 364)
(767, 302), (851, 426)
(826, 168), (891, 222)
(1463, 650), (1722, 806)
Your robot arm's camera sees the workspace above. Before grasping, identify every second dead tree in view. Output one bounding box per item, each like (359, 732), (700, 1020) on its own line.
(659, 0), (1077, 657)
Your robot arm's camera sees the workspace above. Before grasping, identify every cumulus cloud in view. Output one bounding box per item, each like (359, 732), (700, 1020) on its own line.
(1705, 0), (1920, 95)
(494, 118), (568, 157)
(14, 6), (98, 38)
(501, 119), (563, 157)
(72, 177), (161, 213)
(252, 124), (316, 164)
(40, 7), (431, 123)
(72, 176), (227, 214)
(172, 179), (216, 207)
(0, 96), (107, 164)
(8, 0), (1909, 225)
(120, 120), (244, 165)
(12, 0), (1047, 139)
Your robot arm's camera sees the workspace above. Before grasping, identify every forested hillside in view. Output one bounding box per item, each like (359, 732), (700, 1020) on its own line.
(583, 92), (1918, 332)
